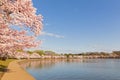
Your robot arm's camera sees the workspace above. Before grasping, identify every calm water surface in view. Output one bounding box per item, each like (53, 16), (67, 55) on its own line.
(20, 59), (120, 80)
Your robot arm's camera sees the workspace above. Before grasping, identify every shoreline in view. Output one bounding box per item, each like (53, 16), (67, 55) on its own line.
(1, 60), (35, 80)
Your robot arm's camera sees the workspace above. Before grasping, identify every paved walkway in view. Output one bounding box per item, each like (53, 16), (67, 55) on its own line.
(1, 60), (35, 80)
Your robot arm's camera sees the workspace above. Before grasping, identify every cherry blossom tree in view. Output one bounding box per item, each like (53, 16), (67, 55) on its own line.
(0, 0), (43, 59)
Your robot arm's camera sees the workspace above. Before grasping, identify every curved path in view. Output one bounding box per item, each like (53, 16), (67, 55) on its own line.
(1, 60), (35, 80)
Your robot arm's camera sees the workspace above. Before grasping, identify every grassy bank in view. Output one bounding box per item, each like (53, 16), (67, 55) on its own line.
(0, 59), (15, 79)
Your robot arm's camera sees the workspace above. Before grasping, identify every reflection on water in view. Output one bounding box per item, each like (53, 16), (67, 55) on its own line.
(20, 59), (84, 69)
(20, 59), (120, 80)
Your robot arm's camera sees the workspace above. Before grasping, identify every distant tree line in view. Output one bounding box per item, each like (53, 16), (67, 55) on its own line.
(1, 50), (120, 60)
(22, 50), (120, 59)
(64, 51), (120, 59)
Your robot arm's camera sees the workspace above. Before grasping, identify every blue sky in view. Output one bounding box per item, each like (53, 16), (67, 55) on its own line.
(33, 0), (120, 53)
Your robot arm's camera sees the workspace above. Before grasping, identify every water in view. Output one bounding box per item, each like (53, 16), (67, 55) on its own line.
(20, 59), (120, 80)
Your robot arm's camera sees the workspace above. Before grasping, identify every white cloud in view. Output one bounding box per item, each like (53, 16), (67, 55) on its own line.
(41, 31), (64, 38)
(44, 23), (50, 26)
